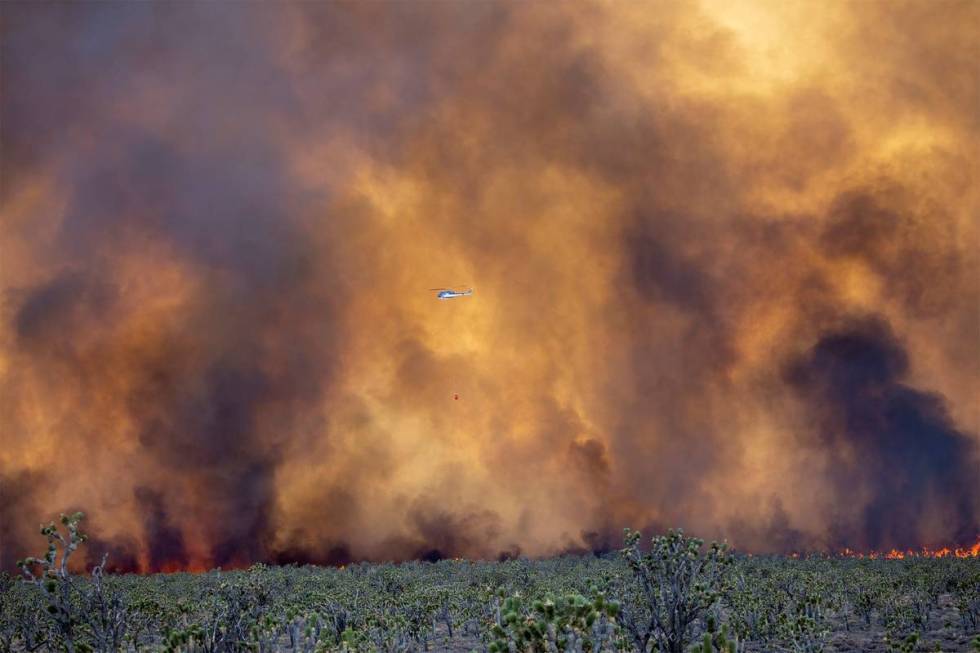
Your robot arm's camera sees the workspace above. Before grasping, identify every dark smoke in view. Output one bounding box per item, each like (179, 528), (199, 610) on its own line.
(786, 316), (979, 550)
(822, 190), (962, 318)
(85, 537), (141, 575)
(0, 470), (45, 572)
(134, 487), (188, 573)
(13, 272), (117, 348)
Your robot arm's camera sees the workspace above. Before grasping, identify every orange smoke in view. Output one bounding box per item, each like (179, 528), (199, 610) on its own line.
(1, 1), (978, 573)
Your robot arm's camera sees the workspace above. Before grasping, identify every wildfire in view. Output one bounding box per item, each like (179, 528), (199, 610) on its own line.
(835, 537), (980, 560)
(2, 0), (978, 574)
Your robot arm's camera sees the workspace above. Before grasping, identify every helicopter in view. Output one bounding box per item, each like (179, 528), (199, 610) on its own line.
(428, 286), (473, 300)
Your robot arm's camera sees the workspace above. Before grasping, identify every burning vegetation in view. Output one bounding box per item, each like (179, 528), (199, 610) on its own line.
(834, 540), (980, 561)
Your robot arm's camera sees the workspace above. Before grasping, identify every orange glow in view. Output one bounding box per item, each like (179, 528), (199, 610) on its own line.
(832, 536), (980, 559)
(1, 1), (977, 573)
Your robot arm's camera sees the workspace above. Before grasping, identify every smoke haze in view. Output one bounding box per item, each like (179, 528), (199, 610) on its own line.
(1, 0), (978, 571)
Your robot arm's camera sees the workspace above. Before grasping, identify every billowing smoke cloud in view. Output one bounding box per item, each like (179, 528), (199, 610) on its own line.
(786, 316), (978, 550)
(1, 0), (977, 571)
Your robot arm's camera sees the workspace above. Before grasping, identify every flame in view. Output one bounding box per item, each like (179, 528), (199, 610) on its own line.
(833, 536), (980, 559)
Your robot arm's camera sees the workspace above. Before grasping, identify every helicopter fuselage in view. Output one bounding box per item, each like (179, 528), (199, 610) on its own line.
(437, 289), (473, 299)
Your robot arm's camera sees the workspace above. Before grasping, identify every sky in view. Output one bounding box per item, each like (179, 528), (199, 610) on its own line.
(1, 0), (978, 572)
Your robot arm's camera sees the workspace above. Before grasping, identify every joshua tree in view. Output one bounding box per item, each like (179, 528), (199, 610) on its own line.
(619, 528), (733, 653)
(17, 512), (89, 653)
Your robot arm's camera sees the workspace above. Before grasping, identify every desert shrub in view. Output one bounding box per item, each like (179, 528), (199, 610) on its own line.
(617, 529), (733, 653)
(487, 591), (623, 653)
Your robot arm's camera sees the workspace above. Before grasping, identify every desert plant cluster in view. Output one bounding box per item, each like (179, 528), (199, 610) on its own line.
(2, 514), (978, 653)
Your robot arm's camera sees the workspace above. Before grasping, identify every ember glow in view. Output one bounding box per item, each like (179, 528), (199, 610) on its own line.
(1, 1), (978, 573)
(835, 537), (980, 560)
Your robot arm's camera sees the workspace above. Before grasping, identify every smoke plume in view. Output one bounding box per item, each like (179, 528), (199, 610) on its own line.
(1, 0), (978, 571)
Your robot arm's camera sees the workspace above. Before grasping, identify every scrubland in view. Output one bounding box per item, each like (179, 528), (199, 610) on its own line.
(3, 514), (978, 653)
